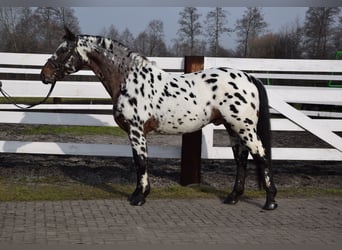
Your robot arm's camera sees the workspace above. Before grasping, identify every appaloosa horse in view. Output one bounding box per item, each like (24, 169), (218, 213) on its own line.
(40, 27), (277, 210)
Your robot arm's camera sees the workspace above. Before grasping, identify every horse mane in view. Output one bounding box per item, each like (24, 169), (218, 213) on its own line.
(77, 34), (149, 65)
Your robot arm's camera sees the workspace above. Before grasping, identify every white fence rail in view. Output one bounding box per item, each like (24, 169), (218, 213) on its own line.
(0, 53), (342, 161)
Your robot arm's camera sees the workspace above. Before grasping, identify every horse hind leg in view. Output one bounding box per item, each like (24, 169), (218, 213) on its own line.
(252, 153), (278, 210)
(231, 124), (277, 210)
(244, 134), (277, 210)
(224, 139), (249, 205)
(128, 128), (151, 206)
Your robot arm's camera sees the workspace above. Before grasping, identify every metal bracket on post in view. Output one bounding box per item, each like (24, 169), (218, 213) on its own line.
(180, 56), (204, 186)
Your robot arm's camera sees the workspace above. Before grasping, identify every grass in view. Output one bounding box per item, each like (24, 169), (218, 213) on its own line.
(21, 125), (126, 137)
(0, 177), (341, 202)
(0, 97), (54, 105)
(3, 118), (342, 202)
(0, 97), (111, 105)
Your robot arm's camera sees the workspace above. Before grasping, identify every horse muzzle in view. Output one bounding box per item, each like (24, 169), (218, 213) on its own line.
(40, 59), (61, 85)
(40, 71), (56, 85)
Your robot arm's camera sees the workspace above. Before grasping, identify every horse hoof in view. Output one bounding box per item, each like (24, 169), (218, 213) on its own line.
(129, 194), (146, 206)
(224, 195), (239, 205)
(263, 201), (278, 210)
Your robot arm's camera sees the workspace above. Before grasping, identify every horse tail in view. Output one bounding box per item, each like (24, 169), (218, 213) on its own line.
(251, 76), (272, 189)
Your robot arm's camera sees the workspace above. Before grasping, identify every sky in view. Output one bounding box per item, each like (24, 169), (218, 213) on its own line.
(73, 7), (308, 50)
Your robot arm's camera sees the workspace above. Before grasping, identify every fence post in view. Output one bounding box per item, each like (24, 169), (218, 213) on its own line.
(180, 56), (204, 186)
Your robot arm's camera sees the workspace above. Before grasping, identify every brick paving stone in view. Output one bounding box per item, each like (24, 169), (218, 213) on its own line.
(0, 197), (341, 247)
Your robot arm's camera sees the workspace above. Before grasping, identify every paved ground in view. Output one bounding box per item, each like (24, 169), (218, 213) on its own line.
(0, 197), (341, 247)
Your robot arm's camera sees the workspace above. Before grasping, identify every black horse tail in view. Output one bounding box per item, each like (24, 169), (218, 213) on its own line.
(251, 76), (272, 189)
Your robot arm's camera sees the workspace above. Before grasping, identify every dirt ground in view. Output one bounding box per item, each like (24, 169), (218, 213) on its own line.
(0, 124), (341, 191)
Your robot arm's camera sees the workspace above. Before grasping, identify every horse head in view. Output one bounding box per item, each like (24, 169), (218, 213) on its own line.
(40, 27), (84, 84)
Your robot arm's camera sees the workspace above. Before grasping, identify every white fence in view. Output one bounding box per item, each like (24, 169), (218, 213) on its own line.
(0, 52), (341, 161)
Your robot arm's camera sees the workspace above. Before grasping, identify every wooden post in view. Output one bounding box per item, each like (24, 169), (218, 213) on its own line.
(180, 56), (204, 186)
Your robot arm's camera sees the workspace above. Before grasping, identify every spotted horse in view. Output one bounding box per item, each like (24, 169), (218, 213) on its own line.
(40, 27), (277, 210)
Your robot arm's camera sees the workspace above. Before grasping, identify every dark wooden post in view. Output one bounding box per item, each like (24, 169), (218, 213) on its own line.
(180, 56), (204, 186)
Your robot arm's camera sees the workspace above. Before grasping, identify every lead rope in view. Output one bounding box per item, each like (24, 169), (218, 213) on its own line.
(0, 80), (56, 109)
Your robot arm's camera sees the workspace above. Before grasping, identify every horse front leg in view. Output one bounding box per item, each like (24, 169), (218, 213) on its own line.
(128, 129), (151, 206)
(224, 142), (249, 205)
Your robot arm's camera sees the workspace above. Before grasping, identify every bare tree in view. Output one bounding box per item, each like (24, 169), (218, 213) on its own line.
(235, 7), (268, 57)
(332, 15), (342, 54)
(135, 20), (167, 56)
(34, 7), (80, 50)
(13, 8), (41, 52)
(205, 7), (231, 56)
(135, 31), (149, 55)
(0, 7), (22, 51)
(169, 38), (188, 56)
(249, 33), (278, 58)
(60, 8), (80, 33)
(177, 7), (202, 55)
(275, 19), (304, 59)
(0, 7), (80, 53)
(147, 20), (165, 56)
(119, 28), (135, 49)
(304, 7), (340, 58)
(101, 24), (120, 40)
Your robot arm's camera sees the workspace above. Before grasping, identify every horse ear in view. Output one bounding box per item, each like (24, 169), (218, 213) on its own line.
(63, 26), (76, 41)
